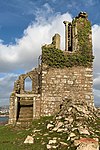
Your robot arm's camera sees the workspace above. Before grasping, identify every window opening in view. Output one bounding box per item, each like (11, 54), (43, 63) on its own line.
(24, 77), (32, 91)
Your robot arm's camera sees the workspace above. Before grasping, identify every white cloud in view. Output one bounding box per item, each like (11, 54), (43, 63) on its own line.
(94, 75), (100, 87)
(93, 89), (100, 106)
(34, 3), (54, 24)
(93, 73), (100, 93)
(0, 39), (3, 43)
(0, 11), (72, 105)
(43, 3), (54, 14)
(0, 12), (72, 73)
(92, 24), (100, 72)
(92, 24), (100, 91)
(92, 24), (100, 106)
(0, 73), (18, 106)
(0, 8), (100, 106)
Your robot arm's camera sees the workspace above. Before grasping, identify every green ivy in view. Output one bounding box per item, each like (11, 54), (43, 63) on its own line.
(42, 47), (94, 68)
(77, 17), (92, 56)
(42, 17), (94, 68)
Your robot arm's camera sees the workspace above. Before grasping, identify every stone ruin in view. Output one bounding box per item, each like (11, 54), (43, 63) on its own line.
(45, 98), (99, 149)
(9, 12), (94, 126)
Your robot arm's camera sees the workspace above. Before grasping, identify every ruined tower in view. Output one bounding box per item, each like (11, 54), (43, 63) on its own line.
(63, 12), (92, 52)
(9, 12), (94, 125)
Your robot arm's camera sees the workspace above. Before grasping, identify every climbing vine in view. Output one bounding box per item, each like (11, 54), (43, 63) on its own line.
(42, 47), (94, 68)
(77, 17), (92, 56)
(42, 17), (94, 68)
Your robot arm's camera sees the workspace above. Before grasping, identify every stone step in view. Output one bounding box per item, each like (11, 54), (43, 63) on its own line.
(19, 107), (33, 110)
(18, 106), (33, 122)
(16, 121), (32, 128)
(20, 108), (33, 110)
(18, 118), (33, 122)
(16, 121), (32, 127)
(18, 106), (33, 121)
(19, 115), (32, 118)
(20, 101), (33, 105)
(19, 109), (33, 113)
(19, 109), (32, 112)
(20, 99), (33, 101)
(19, 113), (33, 117)
(19, 113), (32, 116)
(19, 111), (33, 115)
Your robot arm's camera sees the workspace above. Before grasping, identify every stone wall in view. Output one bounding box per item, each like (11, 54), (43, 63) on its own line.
(9, 69), (41, 124)
(9, 12), (94, 125)
(52, 34), (60, 49)
(44, 33), (60, 49)
(9, 93), (17, 124)
(9, 64), (94, 123)
(41, 65), (94, 116)
(17, 69), (39, 94)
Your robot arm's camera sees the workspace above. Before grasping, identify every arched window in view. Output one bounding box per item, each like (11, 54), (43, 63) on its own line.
(24, 77), (32, 91)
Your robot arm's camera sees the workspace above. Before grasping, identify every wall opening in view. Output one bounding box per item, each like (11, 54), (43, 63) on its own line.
(24, 77), (32, 91)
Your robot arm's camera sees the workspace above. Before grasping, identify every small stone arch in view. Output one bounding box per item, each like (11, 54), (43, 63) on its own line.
(24, 76), (32, 91)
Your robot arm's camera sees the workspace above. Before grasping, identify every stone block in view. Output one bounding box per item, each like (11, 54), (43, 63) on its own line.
(74, 138), (99, 150)
(24, 135), (34, 144)
(61, 79), (66, 83)
(68, 80), (74, 85)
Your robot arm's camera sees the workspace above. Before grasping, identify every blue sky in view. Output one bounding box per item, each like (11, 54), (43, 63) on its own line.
(0, 0), (100, 44)
(0, 0), (100, 106)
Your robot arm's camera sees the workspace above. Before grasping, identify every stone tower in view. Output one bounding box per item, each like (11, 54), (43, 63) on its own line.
(9, 12), (94, 125)
(63, 12), (92, 52)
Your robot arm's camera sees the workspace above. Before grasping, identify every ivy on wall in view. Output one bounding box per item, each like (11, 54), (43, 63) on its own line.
(42, 16), (94, 68)
(42, 47), (94, 68)
(77, 17), (92, 56)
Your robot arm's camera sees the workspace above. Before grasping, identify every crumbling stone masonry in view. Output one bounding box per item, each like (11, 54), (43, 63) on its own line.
(9, 12), (94, 125)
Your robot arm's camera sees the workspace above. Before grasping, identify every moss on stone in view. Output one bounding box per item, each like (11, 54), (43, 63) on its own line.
(42, 46), (94, 68)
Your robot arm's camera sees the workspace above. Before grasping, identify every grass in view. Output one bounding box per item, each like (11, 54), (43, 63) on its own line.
(0, 116), (99, 150)
(0, 117), (50, 150)
(0, 116), (66, 150)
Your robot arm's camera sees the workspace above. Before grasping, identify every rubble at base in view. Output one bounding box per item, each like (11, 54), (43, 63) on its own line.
(46, 98), (100, 150)
(22, 97), (99, 150)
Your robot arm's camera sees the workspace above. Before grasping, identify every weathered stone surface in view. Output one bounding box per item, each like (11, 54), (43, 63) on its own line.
(47, 123), (54, 129)
(9, 56), (94, 125)
(33, 129), (41, 133)
(60, 141), (68, 146)
(24, 135), (34, 144)
(74, 138), (99, 150)
(78, 127), (90, 135)
(9, 12), (97, 129)
(56, 122), (63, 128)
(69, 132), (76, 138)
(46, 98), (99, 149)
(52, 145), (59, 149)
(41, 65), (94, 116)
(8, 12), (100, 150)
(9, 64), (94, 125)
(48, 139), (57, 144)
(57, 128), (64, 132)
(47, 144), (52, 149)
(45, 33), (60, 49)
